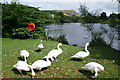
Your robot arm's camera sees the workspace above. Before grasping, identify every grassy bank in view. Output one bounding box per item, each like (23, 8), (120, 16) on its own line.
(2, 38), (120, 79)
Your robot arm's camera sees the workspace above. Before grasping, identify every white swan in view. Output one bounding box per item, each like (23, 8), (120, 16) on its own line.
(30, 57), (52, 78)
(20, 50), (29, 62)
(43, 56), (55, 62)
(38, 40), (44, 49)
(46, 43), (62, 59)
(13, 61), (34, 77)
(81, 62), (104, 78)
(31, 57), (52, 73)
(71, 43), (90, 60)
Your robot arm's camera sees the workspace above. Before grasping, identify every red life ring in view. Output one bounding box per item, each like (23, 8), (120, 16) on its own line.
(28, 23), (36, 31)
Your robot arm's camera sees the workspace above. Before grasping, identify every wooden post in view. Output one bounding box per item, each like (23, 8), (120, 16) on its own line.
(44, 29), (48, 41)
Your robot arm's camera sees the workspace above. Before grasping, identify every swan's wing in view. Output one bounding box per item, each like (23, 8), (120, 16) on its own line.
(38, 44), (44, 48)
(13, 61), (30, 71)
(32, 60), (51, 69)
(20, 50), (29, 57)
(47, 49), (58, 56)
(72, 51), (88, 58)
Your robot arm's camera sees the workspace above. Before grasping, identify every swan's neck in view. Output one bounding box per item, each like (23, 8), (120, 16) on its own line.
(57, 44), (62, 51)
(28, 65), (35, 76)
(24, 56), (27, 63)
(85, 45), (90, 54)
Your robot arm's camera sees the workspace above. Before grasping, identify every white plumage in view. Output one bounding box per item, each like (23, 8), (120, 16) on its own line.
(31, 57), (52, 71)
(43, 56), (55, 62)
(81, 62), (104, 78)
(71, 43), (90, 60)
(20, 50), (29, 62)
(38, 40), (44, 49)
(13, 61), (31, 76)
(46, 43), (62, 59)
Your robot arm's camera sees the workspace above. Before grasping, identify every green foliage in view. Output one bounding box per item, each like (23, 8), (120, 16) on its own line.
(109, 13), (117, 19)
(90, 37), (107, 46)
(100, 12), (107, 20)
(12, 27), (30, 39)
(56, 35), (69, 44)
(48, 35), (69, 45)
(2, 2), (55, 38)
(78, 2), (89, 17)
(81, 23), (109, 46)
(12, 27), (44, 39)
(78, 2), (100, 23)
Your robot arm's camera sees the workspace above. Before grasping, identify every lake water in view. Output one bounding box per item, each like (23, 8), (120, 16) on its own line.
(45, 23), (119, 51)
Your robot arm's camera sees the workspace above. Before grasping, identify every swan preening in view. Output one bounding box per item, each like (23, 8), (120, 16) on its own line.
(81, 62), (104, 78)
(13, 61), (35, 78)
(45, 43), (62, 60)
(13, 61), (31, 77)
(20, 50), (29, 62)
(71, 43), (90, 61)
(38, 40), (44, 50)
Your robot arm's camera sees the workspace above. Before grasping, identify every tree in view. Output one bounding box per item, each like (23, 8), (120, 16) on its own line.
(100, 12), (107, 20)
(109, 13), (117, 19)
(117, 13), (120, 19)
(78, 2), (100, 23)
(78, 2), (89, 17)
(2, 2), (55, 38)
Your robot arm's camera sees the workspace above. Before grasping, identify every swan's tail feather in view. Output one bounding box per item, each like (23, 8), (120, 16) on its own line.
(81, 67), (86, 69)
(13, 64), (16, 67)
(71, 56), (76, 58)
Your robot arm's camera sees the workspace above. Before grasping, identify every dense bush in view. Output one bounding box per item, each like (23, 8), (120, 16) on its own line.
(90, 38), (107, 46)
(12, 27), (44, 39)
(2, 2), (55, 38)
(48, 35), (69, 45)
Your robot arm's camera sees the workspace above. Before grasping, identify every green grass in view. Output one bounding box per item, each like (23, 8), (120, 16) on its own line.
(0, 38), (2, 75)
(2, 38), (120, 79)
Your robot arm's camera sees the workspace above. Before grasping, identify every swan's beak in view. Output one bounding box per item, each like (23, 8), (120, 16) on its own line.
(102, 70), (105, 72)
(32, 75), (37, 79)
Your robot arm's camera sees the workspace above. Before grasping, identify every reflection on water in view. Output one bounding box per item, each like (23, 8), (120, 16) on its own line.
(45, 23), (119, 51)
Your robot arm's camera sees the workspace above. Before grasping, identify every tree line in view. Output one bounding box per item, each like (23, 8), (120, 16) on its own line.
(2, 2), (120, 39)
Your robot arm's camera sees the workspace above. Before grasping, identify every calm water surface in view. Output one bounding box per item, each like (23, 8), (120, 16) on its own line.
(45, 23), (119, 51)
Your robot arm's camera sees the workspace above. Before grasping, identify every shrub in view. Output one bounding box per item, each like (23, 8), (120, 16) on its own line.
(12, 27), (45, 39)
(12, 28), (30, 39)
(48, 35), (69, 45)
(90, 37), (107, 46)
(56, 35), (69, 44)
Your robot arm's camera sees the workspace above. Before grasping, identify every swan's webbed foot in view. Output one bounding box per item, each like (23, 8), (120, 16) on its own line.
(55, 58), (59, 62)
(83, 60), (86, 62)
(91, 76), (96, 78)
(32, 75), (37, 79)
(91, 71), (94, 73)
(22, 75), (26, 77)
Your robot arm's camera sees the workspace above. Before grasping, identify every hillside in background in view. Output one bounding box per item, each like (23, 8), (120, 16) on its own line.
(44, 10), (80, 16)
(54, 10), (80, 16)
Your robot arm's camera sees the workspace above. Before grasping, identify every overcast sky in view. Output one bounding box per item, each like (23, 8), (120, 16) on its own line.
(1, 0), (119, 16)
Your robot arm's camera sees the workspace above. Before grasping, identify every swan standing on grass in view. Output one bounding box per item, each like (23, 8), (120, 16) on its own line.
(43, 56), (55, 62)
(45, 43), (62, 60)
(20, 50), (29, 62)
(81, 62), (104, 78)
(13, 61), (36, 78)
(31, 57), (52, 70)
(71, 43), (90, 61)
(13, 61), (32, 77)
(38, 40), (44, 52)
